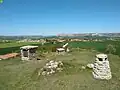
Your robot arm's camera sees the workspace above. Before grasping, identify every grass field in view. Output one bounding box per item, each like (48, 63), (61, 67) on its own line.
(1, 40), (120, 56)
(0, 50), (120, 90)
(69, 41), (120, 55)
(0, 42), (40, 55)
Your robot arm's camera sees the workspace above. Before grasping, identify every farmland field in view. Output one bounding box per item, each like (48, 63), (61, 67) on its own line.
(1, 40), (120, 56)
(0, 50), (120, 90)
(0, 42), (40, 55)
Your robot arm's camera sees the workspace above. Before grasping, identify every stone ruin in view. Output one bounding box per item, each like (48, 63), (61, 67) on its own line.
(20, 45), (38, 61)
(39, 60), (63, 76)
(91, 54), (112, 80)
(56, 43), (69, 54)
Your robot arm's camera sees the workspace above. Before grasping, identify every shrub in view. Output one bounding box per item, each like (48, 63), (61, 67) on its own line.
(105, 44), (116, 54)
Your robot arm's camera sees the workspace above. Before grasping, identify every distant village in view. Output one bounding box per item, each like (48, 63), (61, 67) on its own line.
(0, 37), (119, 44)
(0, 33), (120, 43)
(17, 38), (103, 43)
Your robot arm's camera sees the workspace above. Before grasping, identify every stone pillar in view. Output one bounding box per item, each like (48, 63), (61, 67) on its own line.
(27, 50), (30, 60)
(21, 49), (23, 60)
(92, 54), (112, 80)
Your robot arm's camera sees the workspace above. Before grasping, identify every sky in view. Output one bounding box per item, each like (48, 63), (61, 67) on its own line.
(0, 0), (120, 36)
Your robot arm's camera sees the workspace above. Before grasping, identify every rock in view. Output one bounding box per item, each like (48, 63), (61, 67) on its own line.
(58, 61), (63, 66)
(54, 61), (58, 65)
(41, 68), (44, 71)
(46, 63), (50, 66)
(87, 64), (94, 69)
(47, 72), (50, 75)
(81, 66), (86, 69)
(38, 72), (41, 76)
(50, 69), (55, 74)
(53, 64), (58, 68)
(49, 60), (54, 63)
(47, 66), (52, 69)
(66, 48), (70, 52)
(57, 68), (63, 71)
(42, 71), (46, 75)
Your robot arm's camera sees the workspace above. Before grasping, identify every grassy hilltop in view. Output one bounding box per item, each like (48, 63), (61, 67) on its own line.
(0, 40), (120, 90)
(0, 50), (120, 90)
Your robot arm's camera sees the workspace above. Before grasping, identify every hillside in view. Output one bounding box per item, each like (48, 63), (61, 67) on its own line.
(0, 50), (120, 90)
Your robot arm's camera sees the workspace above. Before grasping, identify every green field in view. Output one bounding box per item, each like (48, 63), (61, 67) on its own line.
(0, 42), (40, 55)
(1, 40), (120, 56)
(69, 41), (120, 54)
(0, 50), (120, 90)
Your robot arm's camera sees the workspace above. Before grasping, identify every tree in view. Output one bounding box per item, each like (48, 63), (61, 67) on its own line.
(105, 44), (116, 54)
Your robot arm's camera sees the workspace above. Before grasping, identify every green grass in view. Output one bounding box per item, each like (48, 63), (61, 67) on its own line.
(0, 42), (40, 55)
(0, 50), (120, 90)
(1, 40), (120, 56)
(69, 41), (120, 56)
(0, 42), (40, 48)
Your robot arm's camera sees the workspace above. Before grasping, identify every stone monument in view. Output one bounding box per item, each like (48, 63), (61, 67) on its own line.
(92, 54), (112, 80)
(56, 43), (69, 54)
(20, 45), (38, 60)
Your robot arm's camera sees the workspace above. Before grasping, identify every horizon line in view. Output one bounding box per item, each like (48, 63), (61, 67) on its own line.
(0, 32), (120, 36)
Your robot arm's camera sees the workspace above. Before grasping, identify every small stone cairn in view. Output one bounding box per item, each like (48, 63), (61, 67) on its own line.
(39, 60), (63, 76)
(92, 54), (112, 80)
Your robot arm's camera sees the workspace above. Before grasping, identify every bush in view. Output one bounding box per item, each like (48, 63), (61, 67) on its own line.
(105, 44), (116, 54)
